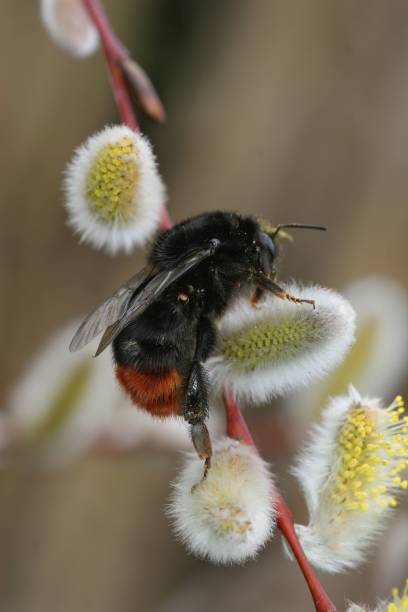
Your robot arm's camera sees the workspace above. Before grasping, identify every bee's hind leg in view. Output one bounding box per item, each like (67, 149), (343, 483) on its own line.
(184, 364), (213, 486)
(183, 316), (216, 482)
(190, 421), (212, 479)
(183, 361), (212, 478)
(257, 275), (315, 309)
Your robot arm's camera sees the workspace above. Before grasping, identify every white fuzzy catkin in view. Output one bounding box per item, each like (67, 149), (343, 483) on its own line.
(40, 0), (99, 58)
(169, 437), (275, 564)
(388, 579), (408, 611)
(295, 277), (408, 420)
(343, 277), (408, 399)
(346, 577), (408, 611)
(6, 319), (194, 465)
(7, 320), (121, 465)
(104, 407), (189, 451)
(64, 125), (166, 254)
(207, 283), (355, 403)
(105, 406), (223, 452)
(292, 387), (408, 573)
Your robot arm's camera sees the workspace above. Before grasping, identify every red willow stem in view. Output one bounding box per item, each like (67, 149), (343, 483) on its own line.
(82, 0), (138, 130)
(223, 389), (337, 612)
(81, 14), (334, 609)
(81, 0), (172, 230)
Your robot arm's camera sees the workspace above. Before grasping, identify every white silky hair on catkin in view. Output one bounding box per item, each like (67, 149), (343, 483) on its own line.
(292, 393), (365, 516)
(105, 405), (190, 451)
(344, 277), (408, 398)
(168, 437), (275, 564)
(288, 276), (408, 421)
(291, 389), (405, 573)
(40, 0), (99, 58)
(64, 125), (166, 254)
(7, 320), (122, 466)
(207, 283), (356, 403)
(106, 402), (223, 451)
(7, 318), (206, 462)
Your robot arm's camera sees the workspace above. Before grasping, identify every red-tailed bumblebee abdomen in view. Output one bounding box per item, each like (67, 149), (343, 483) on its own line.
(115, 366), (183, 417)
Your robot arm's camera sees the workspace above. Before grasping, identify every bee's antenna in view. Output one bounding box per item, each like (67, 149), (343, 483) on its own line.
(272, 223), (327, 239)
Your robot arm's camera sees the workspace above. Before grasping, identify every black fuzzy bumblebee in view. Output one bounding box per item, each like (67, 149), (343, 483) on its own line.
(70, 211), (325, 474)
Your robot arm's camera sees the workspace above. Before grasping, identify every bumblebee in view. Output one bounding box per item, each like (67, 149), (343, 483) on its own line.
(70, 211), (325, 474)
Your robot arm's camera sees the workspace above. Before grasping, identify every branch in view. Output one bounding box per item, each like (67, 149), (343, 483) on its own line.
(81, 0), (171, 231)
(223, 389), (337, 612)
(82, 0), (166, 127)
(82, 0), (138, 129)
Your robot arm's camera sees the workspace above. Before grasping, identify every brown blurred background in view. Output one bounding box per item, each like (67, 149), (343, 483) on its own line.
(1, 1), (408, 611)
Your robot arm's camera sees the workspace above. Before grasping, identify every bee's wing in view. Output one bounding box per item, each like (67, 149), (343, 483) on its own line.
(69, 265), (157, 353)
(70, 243), (217, 356)
(93, 245), (216, 356)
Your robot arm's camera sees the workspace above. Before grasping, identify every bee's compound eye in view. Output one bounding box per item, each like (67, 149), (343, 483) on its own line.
(178, 292), (189, 303)
(259, 232), (276, 258)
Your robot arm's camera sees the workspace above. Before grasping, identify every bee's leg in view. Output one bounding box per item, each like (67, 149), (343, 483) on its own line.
(184, 361), (212, 481)
(257, 274), (315, 309)
(190, 422), (212, 479)
(251, 286), (265, 307)
(183, 317), (216, 479)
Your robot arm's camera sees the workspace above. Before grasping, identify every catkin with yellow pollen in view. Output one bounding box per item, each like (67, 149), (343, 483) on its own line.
(388, 578), (408, 611)
(292, 387), (408, 573)
(207, 283), (356, 402)
(220, 317), (320, 369)
(328, 395), (408, 515)
(64, 125), (165, 254)
(346, 577), (408, 611)
(168, 438), (275, 564)
(85, 136), (139, 224)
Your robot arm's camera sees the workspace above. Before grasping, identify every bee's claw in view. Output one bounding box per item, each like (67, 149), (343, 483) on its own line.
(203, 455), (211, 479)
(276, 290), (316, 309)
(257, 276), (316, 310)
(287, 295), (315, 309)
(191, 456), (211, 493)
(189, 422), (212, 492)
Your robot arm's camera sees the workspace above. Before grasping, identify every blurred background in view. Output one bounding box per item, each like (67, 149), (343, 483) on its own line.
(1, 1), (408, 611)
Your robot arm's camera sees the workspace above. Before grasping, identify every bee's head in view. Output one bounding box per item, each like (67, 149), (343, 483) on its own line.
(254, 220), (327, 279)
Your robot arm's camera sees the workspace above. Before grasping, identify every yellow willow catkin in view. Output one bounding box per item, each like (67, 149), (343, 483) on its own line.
(85, 135), (139, 224)
(65, 125), (165, 253)
(388, 578), (408, 612)
(328, 395), (408, 516)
